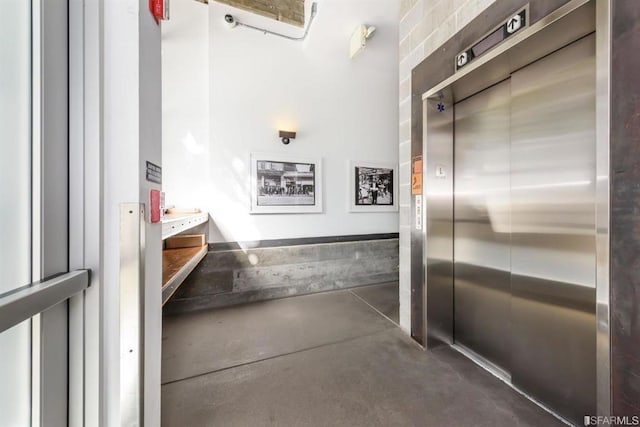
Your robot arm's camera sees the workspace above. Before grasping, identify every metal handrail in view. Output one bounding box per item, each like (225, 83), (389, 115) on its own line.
(0, 270), (90, 333)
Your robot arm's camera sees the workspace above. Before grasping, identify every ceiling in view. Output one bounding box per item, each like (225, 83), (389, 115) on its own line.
(211, 0), (306, 27)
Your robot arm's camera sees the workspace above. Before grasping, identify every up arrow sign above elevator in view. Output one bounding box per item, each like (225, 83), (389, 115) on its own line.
(507, 14), (523, 34)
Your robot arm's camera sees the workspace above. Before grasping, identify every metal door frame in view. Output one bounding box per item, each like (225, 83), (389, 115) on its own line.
(0, 0), (91, 425)
(421, 0), (611, 417)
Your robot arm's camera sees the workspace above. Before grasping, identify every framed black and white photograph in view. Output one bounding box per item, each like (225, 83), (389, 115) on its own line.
(349, 161), (398, 212)
(250, 153), (323, 214)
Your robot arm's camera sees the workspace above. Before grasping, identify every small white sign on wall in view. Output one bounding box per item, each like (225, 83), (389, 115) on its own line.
(415, 195), (422, 230)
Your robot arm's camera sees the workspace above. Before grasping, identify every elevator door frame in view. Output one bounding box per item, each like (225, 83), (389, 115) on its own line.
(421, 0), (611, 418)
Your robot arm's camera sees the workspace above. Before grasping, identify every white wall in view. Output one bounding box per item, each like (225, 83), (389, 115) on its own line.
(162, 0), (210, 210)
(163, 0), (399, 244)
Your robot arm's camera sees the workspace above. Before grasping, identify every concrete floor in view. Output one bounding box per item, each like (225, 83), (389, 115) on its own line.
(350, 282), (399, 324)
(161, 283), (563, 427)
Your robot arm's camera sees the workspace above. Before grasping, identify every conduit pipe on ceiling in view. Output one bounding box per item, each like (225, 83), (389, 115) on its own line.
(225, 3), (318, 41)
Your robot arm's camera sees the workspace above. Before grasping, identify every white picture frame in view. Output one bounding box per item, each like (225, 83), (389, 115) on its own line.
(250, 152), (323, 214)
(349, 161), (398, 213)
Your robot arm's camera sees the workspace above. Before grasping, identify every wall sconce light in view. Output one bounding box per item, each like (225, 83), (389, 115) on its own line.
(279, 130), (296, 145)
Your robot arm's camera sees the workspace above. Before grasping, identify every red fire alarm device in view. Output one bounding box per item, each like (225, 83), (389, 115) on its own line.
(150, 189), (161, 223)
(149, 0), (169, 22)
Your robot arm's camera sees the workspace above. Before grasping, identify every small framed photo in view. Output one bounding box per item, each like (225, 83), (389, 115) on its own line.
(250, 153), (323, 214)
(349, 161), (398, 212)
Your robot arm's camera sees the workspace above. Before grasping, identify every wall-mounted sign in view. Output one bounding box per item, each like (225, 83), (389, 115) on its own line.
(415, 195), (422, 230)
(435, 164), (446, 179)
(455, 7), (527, 72)
(146, 161), (162, 184)
(411, 156), (423, 195)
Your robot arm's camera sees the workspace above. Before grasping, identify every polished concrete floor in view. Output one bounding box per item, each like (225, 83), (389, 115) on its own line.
(350, 281), (399, 324)
(161, 283), (563, 427)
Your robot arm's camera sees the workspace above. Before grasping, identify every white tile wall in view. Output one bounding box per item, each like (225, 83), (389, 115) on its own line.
(397, 0), (496, 334)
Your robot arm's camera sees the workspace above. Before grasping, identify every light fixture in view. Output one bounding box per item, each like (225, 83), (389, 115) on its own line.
(279, 130), (296, 145)
(349, 25), (376, 59)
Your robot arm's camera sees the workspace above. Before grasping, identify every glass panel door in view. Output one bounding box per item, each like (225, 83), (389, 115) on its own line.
(0, 0), (33, 425)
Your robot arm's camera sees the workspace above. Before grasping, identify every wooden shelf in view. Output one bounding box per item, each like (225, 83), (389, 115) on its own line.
(162, 212), (208, 240)
(161, 209), (209, 306)
(162, 245), (208, 306)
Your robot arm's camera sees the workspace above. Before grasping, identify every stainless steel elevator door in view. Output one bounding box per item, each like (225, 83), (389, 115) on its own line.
(452, 34), (596, 425)
(510, 34), (596, 424)
(453, 80), (511, 373)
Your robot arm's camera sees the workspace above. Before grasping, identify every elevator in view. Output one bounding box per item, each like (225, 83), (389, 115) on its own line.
(422, 1), (603, 425)
(455, 34), (596, 422)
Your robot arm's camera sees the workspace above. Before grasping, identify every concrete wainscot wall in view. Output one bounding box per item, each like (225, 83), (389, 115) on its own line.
(164, 238), (399, 314)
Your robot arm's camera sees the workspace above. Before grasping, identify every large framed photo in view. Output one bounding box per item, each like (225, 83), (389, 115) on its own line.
(250, 153), (323, 214)
(349, 161), (398, 212)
